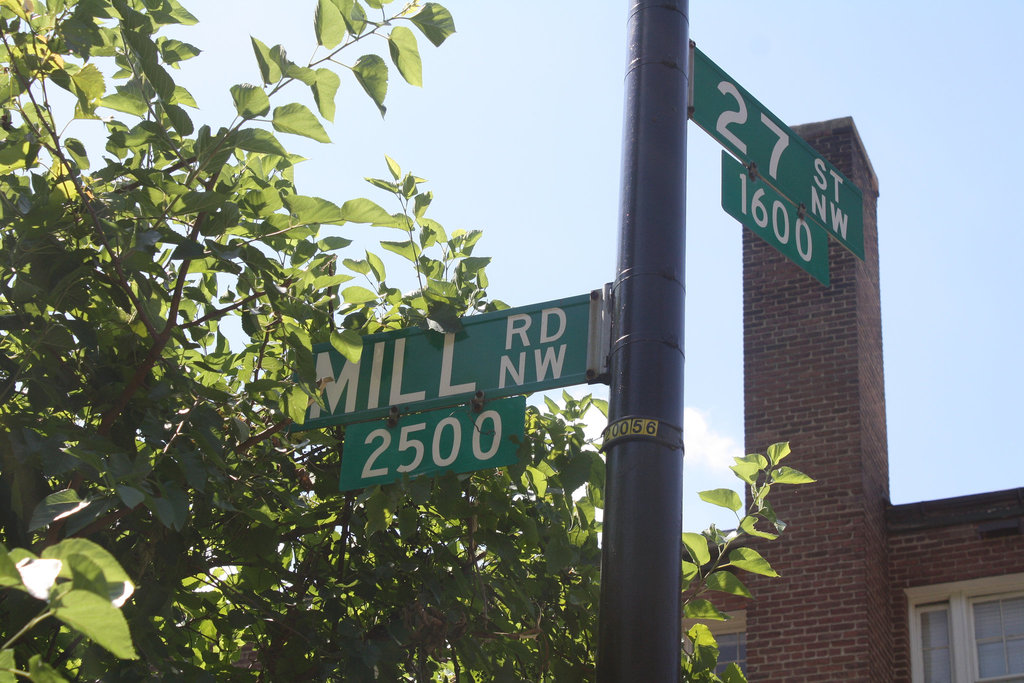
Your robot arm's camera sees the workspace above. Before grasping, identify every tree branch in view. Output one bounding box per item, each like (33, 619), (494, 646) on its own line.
(181, 291), (265, 329)
(233, 418), (292, 454)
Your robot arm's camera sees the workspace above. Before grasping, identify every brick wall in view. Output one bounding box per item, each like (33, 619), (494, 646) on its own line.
(888, 490), (1024, 682)
(741, 117), (891, 681)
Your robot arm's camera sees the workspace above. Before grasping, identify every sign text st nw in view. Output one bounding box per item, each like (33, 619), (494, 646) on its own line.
(691, 45), (864, 260)
(295, 290), (610, 430)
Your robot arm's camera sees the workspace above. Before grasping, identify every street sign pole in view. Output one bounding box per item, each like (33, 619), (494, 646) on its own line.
(597, 0), (688, 680)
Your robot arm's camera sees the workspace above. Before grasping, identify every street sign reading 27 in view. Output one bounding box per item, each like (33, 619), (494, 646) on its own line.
(691, 45), (864, 260)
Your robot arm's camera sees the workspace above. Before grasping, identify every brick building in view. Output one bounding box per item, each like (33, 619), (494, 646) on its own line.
(718, 117), (1024, 681)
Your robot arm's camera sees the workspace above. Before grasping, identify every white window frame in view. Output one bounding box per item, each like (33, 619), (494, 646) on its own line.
(907, 572), (1024, 683)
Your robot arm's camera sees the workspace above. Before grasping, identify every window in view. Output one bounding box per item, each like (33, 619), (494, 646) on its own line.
(714, 630), (747, 675)
(972, 595), (1024, 680)
(908, 573), (1024, 683)
(683, 609), (746, 676)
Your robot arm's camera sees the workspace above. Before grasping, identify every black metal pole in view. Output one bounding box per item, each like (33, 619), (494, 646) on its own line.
(597, 1), (688, 681)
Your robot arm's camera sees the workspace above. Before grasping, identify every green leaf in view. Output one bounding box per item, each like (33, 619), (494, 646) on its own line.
(53, 590), (138, 659)
(71, 63), (105, 101)
(230, 84), (270, 119)
(364, 494), (391, 535)
(385, 155), (401, 180)
(523, 465), (547, 497)
(705, 570), (752, 598)
(230, 127), (289, 157)
(283, 385), (309, 423)
(115, 485), (145, 509)
(170, 240), (205, 260)
(339, 198), (394, 225)
(311, 68), (341, 121)
(29, 490), (89, 531)
(162, 103), (193, 136)
(740, 515), (778, 540)
(409, 3), (456, 47)
(343, 258), (371, 275)
(352, 54), (388, 116)
(98, 87), (148, 117)
(458, 256), (490, 274)
(544, 534), (575, 573)
(682, 532), (710, 566)
(250, 37), (282, 84)
(332, 0), (366, 35)
(380, 239), (418, 262)
(730, 458), (760, 486)
(284, 63), (317, 85)
(159, 38), (201, 65)
(315, 0), (346, 48)
(330, 330), (362, 364)
(0, 547), (20, 589)
(698, 488), (742, 512)
(682, 598), (728, 621)
(721, 662), (749, 683)
(151, 0), (198, 25)
(766, 441), (791, 465)
(122, 31), (175, 101)
(342, 286), (378, 304)
(365, 250), (386, 280)
(388, 26), (422, 87)
(272, 103), (331, 143)
(171, 85), (198, 108)
(727, 547), (779, 577)
(283, 194), (346, 226)
(0, 650), (15, 683)
(319, 236), (353, 250)
(771, 466), (815, 485)
(27, 656), (68, 683)
(42, 538), (132, 589)
(0, 71), (24, 106)
(739, 451), (769, 469)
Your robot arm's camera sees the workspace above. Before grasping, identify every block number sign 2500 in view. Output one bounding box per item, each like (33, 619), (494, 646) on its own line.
(340, 396), (525, 490)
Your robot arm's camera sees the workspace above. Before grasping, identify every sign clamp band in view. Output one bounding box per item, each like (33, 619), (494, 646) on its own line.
(600, 416), (683, 452)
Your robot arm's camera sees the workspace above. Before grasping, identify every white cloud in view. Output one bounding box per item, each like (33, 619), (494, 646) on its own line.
(683, 407), (743, 473)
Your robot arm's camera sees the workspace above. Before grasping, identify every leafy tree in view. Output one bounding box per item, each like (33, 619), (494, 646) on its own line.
(0, 0), (811, 680)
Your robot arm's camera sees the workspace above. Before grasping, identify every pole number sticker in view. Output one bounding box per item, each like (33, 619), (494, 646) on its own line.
(602, 416), (660, 448)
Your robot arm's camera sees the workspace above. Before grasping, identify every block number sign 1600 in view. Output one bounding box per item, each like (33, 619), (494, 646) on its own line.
(735, 169), (815, 264)
(361, 409), (504, 479)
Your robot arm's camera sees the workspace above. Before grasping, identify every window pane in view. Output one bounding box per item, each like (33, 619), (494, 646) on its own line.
(1005, 598), (1024, 638)
(1009, 636), (1024, 674)
(922, 609), (950, 649)
(714, 632), (746, 676)
(921, 608), (952, 683)
(923, 647), (952, 683)
(717, 633), (738, 661)
(978, 640), (1007, 678)
(976, 600), (1004, 640)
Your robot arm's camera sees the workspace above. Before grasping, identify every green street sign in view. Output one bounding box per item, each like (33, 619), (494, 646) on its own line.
(340, 396), (526, 491)
(721, 151), (830, 286)
(691, 45), (864, 259)
(296, 290), (609, 430)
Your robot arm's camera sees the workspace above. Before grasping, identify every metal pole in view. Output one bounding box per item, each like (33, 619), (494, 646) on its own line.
(597, 1), (688, 681)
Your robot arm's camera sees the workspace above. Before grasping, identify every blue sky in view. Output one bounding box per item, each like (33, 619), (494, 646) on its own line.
(161, 1), (1023, 531)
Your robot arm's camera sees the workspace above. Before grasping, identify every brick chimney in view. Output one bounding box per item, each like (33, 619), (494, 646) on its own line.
(742, 117), (891, 681)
